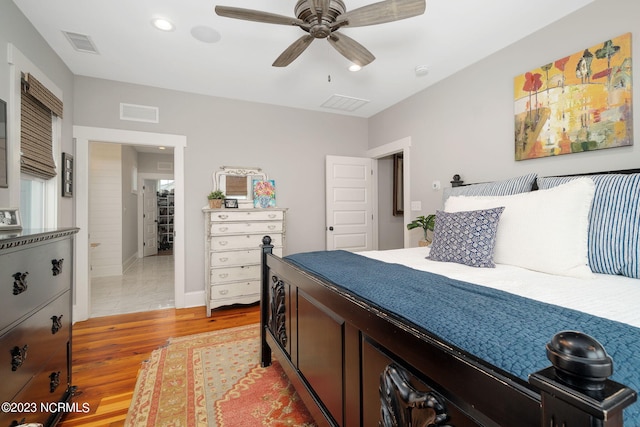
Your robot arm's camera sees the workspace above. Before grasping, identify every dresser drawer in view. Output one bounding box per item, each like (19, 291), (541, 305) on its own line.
(211, 264), (260, 283)
(211, 233), (283, 251)
(210, 281), (260, 300)
(0, 238), (72, 332)
(0, 344), (69, 427)
(0, 290), (71, 402)
(210, 247), (283, 267)
(210, 210), (284, 222)
(209, 221), (283, 235)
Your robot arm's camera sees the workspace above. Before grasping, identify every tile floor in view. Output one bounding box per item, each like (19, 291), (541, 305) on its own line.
(90, 254), (175, 318)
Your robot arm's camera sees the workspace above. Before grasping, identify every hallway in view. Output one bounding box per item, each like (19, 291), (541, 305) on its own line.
(91, 254), (175, 318)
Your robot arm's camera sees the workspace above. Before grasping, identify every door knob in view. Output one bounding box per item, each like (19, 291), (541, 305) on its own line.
(329, 226), (334, 231)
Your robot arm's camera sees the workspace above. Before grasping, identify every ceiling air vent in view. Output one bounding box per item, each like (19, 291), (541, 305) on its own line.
(120, 103), (159, 123)
(62, 31), (99, 54)
(321, 94), (369, 112)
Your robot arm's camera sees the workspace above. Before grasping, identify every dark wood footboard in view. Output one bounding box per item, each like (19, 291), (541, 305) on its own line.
(260, 238), (636, 427)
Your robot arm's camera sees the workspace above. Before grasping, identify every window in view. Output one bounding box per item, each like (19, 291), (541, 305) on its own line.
(18, 73), (62, 229)
(20, 176), (45, 229)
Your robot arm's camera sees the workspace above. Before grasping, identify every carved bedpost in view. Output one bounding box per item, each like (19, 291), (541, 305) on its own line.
(260, 235), (274, 367)
(529, 331), (637, 427)
(379, 363), (451, 427)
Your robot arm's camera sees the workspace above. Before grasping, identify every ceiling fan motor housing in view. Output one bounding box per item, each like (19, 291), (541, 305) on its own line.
(295, 0), (346, 38)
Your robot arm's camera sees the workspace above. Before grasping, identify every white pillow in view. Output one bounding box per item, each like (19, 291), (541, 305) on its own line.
(444, 178), (595, 278)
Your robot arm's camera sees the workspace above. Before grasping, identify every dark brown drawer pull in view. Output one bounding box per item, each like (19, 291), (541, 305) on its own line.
(12, 272), (29, 295)
(10, 344), (28, 371)
(49, 370), (61, 392)
(51, 258), (64, 276)
(10, 417), (26, 427)
(51, 314), (64, 334)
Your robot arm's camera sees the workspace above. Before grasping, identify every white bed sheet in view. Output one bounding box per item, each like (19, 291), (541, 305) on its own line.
(360, 247), (640, 328)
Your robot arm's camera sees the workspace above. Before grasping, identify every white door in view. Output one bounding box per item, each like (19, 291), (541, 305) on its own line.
(143, 180), (158, 256)
(326, 156), (374, 251)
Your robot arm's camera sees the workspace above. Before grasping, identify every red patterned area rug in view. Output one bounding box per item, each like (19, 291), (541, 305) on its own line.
(125, 324), (316, 426)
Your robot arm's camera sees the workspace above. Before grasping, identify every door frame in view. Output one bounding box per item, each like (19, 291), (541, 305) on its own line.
(138, 173), (174, 257)
(73, 126), (187, 322)
(367, 136), (412, 249)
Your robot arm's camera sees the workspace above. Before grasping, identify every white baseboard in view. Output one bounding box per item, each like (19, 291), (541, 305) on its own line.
(183, 290), (205, 309)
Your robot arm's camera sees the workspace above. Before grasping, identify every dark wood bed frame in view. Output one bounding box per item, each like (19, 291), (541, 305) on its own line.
(259, 169), (639, 427)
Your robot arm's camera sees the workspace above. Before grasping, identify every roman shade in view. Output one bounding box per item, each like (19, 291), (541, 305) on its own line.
(20, 73), (63, 179)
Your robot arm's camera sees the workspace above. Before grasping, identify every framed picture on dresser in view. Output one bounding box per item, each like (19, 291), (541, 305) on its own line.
(0, 208), (21, 230)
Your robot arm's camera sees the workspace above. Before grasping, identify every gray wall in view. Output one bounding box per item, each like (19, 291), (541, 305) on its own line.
(370, 0), (640, 247)
(73, 76), (369, 292)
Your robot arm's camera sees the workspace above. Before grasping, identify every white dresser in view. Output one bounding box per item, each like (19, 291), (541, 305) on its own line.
(204, 208), (286, 315)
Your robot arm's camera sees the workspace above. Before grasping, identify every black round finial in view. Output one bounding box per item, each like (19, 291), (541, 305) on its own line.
(546, 331), (613, 391)
(262, 235), (272, 245)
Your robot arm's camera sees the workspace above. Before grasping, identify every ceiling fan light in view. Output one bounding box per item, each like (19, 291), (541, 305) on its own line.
(151, 18), (175, 32)
(348, 64), (362, 72)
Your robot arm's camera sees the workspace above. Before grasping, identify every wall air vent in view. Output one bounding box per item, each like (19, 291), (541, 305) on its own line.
(62, 31), (99, 54)
(321, 94), (369, 112)
(120, 103), (160, 123)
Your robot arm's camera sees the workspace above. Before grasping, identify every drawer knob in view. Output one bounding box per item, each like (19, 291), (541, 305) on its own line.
(219, 241), (228, 246)
(217, 214), (228, 219)
(12, 272), (29, 295)
(218, 257), (229, 263)
(51, 315), (64, 335)
(219, 289), (229, 295)
(268, 214), (277, 218)
(49, 371), (61, 393)
(51, 258), (64, 276)
(219, 227), (228, 232)
(10, 345), (28, 371)
(218, 273), (228, 279)
(268, 225), (276, 230)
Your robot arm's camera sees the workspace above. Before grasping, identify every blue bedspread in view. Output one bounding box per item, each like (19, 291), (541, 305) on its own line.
(285, 250), (640, 424)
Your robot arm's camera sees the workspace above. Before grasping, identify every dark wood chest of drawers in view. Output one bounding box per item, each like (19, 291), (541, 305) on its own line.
(0, 228), (78, 427)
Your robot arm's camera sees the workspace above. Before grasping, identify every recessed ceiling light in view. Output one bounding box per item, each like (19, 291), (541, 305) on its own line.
(151, 18), (175, 32)
(158, 146), (166, 150)
(348, 64), (362, 72)
(191, 25), (221, 43)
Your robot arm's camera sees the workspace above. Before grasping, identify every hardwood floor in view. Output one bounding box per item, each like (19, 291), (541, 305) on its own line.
(59, 304), (260, 427)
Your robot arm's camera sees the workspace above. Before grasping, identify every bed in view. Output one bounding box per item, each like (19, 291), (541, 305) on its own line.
(259, 170), (640, 427)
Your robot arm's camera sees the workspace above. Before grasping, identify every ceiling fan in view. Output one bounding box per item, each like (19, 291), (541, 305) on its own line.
(214, 0), (426, 67)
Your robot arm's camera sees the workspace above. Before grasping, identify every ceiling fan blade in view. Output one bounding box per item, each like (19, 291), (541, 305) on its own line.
(215, 6), (304, 27)
(328, 32), (375, 67)
(333, 0), (425, 28)
(273, 35), (315, 67)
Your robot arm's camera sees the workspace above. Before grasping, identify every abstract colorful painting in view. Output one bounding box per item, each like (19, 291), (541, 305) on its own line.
(253, 180), (276, 208)
(514, 33), (632, 160)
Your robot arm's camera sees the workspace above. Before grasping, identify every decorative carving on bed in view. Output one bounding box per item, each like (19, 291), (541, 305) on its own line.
(269, 275), (288, 349)
(450, 174), (464, 187)
(379, 364), (450, 427)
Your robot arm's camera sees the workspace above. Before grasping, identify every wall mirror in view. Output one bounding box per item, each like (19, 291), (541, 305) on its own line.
(213, 166), (267, 208)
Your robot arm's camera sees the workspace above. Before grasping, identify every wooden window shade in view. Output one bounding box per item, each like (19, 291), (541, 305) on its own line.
(20, 73), (63, 179)
(225, 176), (247, 197)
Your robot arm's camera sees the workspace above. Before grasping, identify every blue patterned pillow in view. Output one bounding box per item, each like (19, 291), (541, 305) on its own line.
(427, 207), (505, 268)
(443, 173), (537, 201)
(537, 174), (640, 278)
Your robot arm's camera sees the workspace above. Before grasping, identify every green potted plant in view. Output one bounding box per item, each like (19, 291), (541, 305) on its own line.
(406, 214), (436, 246)
(207, 190), (225, 209)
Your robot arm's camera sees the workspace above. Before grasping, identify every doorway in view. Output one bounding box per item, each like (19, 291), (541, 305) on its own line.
(74, 126), (187, 322)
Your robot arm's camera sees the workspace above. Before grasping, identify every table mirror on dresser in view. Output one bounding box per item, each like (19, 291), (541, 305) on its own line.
(204, 166), (286, 315)
(213, 166), (267, 208)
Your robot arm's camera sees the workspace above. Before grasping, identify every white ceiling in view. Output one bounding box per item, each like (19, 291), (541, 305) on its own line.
(13, 0), (594, 118)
